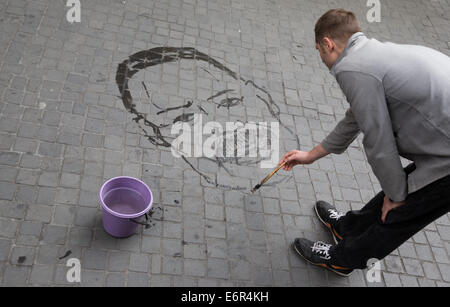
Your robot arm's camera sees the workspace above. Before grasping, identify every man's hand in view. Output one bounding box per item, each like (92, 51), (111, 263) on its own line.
(279, 150), (313, 171)
(279, 145), (330, 171)
(381, 196), (405, 223)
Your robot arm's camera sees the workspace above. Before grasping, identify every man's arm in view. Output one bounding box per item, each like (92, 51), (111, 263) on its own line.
(321, 108), (360, 154)
(280, 106), (360, 171)
(336, 71), (408, 202)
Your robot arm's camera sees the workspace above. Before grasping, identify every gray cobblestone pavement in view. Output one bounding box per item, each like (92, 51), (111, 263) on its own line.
(0, 0), (449, 287)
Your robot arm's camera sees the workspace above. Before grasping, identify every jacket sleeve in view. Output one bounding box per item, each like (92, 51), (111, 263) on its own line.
(336, 71), (408, 202)
(321, 108), (360, 154)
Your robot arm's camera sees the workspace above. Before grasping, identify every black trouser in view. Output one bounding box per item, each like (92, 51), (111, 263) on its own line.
(330, 164), (450, 269)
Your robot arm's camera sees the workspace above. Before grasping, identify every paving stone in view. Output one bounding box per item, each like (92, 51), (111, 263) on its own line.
(437, 225), (450, 241)
(13, 138), (38, 153)
(78, 190), (99, 207)
(280, 200), (301, 215)
(399, 275), (419, 287)
(2, 265), (29, 286)
(151, 254), (162, 274)
(56, 187), (79, 205)
(0, 182), (16, 200)
(16, 169), (40, 185)
(426, 230), (444, 247)
(183, 242), (207, 260)
(142, 236), (161, 254)
(42, 225), (67, 245)
(81, 270), (105, 287)
(207, 258), (229, 279)
(60, 173), (81, 188)
(92, 229), (119, 250)
(205, 220), (226, 239)
(69, 228), (93, 247)
(19, 221), (42, 237)
(225, 207), (245, 224)
(40, 157), (61, 172)
(30, 264), (54, 286)
(398, 242), (418, 259)
(402, 258), (425, 277)
(74, 207), (97, 228)
(104, 135), (123, 150)
(36, 187), (57, 204)
(184, 259), (206, 277)
(205, 203), (224, 221)
(83, 249), (107, 270)
(230, 259), (251, 280)
(262, 198), (280, 215)
(382, 272), (402, 287)
(415, 244), (434, 261)
(11, 245), (36, 266)
(150, 274), (172, 287)
(14, 184), (36, 205)
(38, 142), (63, 158)
(129, 253), (149, 272)
(383, 255), (405, 274)
(38, 172), (59, 187)
(0, 166), (18, 182)
(162, 221), (182, 239)
(244, 195), (263, 212)
(62, 158), (84, 174)
(437, 264), (450, 282)
(204, 188), (223, 204)
(36, 245), (60, 265)
(162, 256), (183, 275)
(431, 246), (449, 264)
(26, 204), (53, 223)
(108, 251), (130, 272)
(0, 118), (19, 133)
(106, 272), (126, 287)
(127, 271), (149, 287)
(0, 201), (27, 219)
(0, 218), (18, 238)
(422, 261), (442, 280)
(272, 269), (292, 286)
(264, 214), (283, 234)
(173, 276), (197, 287)
(250, 267), (273, 286)
(0, 239), (12, 261)
(290, 267), (310, 286)
(417, 278), (436, 287)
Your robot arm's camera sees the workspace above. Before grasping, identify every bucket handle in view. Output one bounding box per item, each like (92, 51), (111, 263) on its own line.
(128, 213), (150, 228)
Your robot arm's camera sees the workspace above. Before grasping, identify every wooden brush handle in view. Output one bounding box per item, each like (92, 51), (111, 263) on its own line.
(260, 161), (286, 186)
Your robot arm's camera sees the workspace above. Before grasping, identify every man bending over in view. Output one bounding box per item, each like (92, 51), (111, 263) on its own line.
(280, 9), (450, 276)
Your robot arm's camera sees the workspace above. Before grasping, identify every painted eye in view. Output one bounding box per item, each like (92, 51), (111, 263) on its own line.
(206, 89), (235, 102)
(217, 96), (244, 109)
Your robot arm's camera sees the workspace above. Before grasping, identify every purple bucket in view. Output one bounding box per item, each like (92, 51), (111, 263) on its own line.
(99, 176), (153, 238)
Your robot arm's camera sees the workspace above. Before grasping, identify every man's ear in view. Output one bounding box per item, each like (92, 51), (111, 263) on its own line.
(321, 37), (335, 52)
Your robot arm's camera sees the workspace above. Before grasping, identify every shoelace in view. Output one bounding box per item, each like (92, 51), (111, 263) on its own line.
(311, 241), (332, 260)
(328, 209), (345, 220)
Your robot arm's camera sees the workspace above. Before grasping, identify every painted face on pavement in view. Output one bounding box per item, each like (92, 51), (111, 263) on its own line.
(116, 47), (297, 190)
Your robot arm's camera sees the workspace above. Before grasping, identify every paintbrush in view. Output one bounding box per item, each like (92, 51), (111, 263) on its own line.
(251, 161), (287, 193)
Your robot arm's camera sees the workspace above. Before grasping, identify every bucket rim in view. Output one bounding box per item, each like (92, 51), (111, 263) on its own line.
(99, 176), (153, 219)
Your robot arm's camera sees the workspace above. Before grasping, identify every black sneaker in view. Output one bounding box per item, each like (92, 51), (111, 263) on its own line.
(292, 238), (353, 277)
(315, 201), (345, 244)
